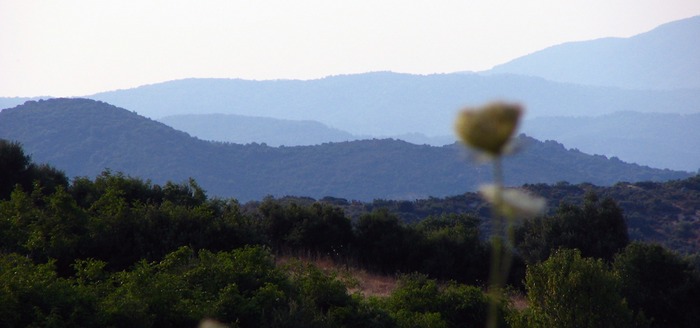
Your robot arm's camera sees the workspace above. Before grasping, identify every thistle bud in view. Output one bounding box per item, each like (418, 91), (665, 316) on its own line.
(455, 102), (522, 156)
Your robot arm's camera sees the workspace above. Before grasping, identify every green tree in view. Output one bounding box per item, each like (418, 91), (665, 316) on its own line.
(354, 209), (407, 272)
(0, 140), (31, 200)
(516, 192), (629, 263)
(519, 249), (644, 328)
(70, 170), (185, 210)
(84, 184), (145, 270)
(0, 140), (68, 200)
(0, 253), (99, 327)
(0, 186), (40, 254)
(614, 242), (700, 327)
(413, 214), (488, 283)
(25, 185), (88, 273)
(265, 202), (354, 258)
(381, 273), (493, 328)
(283, 261), (355, 326)
(101, 246), (291, 328)
(162, 178), (207, 207)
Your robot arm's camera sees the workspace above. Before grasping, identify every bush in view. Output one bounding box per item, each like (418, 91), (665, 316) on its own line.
(518, 249), (645, 328)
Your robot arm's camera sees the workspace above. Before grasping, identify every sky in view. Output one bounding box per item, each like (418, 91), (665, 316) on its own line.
(2, 0), (700, 97)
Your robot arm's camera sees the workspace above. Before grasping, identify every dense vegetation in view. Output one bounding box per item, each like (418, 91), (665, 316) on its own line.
(2, 140), (700, 327)
(302, 177), (700, 255)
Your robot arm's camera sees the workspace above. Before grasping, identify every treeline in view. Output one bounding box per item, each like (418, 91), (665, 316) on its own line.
(2, 139), (700, 327)
(1, 139), (491, 282)
(317, 177), (700, 254)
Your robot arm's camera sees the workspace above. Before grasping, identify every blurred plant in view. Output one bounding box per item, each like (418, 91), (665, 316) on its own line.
(455, 102), (545, 328)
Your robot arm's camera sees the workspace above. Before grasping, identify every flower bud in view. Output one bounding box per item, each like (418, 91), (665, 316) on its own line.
(455, 102), (522, 156)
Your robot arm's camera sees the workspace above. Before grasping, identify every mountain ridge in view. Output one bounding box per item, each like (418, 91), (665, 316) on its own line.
(486, 15), (700, 90)
(82, 73), (700, 136)
(0, 98), (690, 202)
(158, 113), (360, 147)
(522, 112), (700, 172)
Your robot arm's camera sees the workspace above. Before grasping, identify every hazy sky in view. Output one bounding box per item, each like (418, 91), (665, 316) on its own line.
(2, 0), (700, 97)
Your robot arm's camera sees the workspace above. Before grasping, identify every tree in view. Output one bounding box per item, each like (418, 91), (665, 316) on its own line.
(283, 203), (353, 257)
(101, 246), (291, 328)
(519, 249), (644, 328)
(614, 242), (700, 327)
(28, 163), (69, 196)
(0, 140), (31, 200)
(162, 178), (207, 207)
(0, 253), (99, 327)
(413, 214), (488, 283)
(515, 192), (629, 263)
(25, 185), (88, 273)
(381, 273), (493, 328)
(354, 209), (407, 272)
(0, 186), (41, 254)
(0, 140), (68, 200)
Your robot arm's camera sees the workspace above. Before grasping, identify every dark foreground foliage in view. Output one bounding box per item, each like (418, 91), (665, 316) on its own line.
(2, 141), (700, 327)
(0, 246), (502, 328)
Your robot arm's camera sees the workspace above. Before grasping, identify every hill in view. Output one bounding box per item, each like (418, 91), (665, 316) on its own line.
(522, 112), (700, 172)
(159, 113), (359, 147)
(81, 73), (700, 170)
(316, 176), (700, 254)
(486, 16), (700, 90)
(0, 98), (690, 201)
(0, 96), (44, 112)
(85, 73), (700, 138)
(158, 114), (458, 147)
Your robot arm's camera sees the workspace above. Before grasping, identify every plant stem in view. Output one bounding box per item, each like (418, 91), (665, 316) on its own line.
(487, 157), (507, 328)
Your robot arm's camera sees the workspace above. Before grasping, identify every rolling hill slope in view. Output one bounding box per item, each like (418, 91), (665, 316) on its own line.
(0, 98), (691, 201)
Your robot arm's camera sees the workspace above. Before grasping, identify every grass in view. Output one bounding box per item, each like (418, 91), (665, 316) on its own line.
(275, 253), (530, 310)
(275, 254), (398, 297)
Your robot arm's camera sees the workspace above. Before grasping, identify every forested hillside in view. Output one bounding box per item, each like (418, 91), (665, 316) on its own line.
(294, 177), (700, 254)
(0, 98), (690, 202)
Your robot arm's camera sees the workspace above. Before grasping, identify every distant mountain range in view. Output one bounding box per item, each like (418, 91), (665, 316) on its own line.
(522, 112), (700, 172)
(83, 73), (700, 138)
(0, 97), (47, 111)
(0, 99), (690, 202)
(158, 113), (456, 147)
(1, 16), (698, 173)
(159, 114), (359, 147)
(486, 15), (700, 90)
(158, 111), (700, 172)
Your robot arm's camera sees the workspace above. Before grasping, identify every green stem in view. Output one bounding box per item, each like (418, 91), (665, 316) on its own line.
(487, 157), (505, 328)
